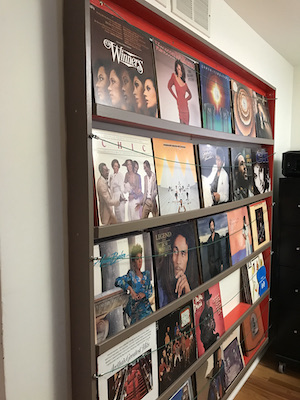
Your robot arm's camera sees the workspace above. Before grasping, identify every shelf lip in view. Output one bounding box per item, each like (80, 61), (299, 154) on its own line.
(96, 242), (271, 354)
(92, 105), (274, 145)
(94, 192), (273, 241)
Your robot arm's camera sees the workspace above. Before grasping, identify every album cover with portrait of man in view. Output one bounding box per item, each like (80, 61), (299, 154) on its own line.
(253, 92), (273, 139)
(153, 39), (201, 126)
(200, 63), (233, 133)
(251, 148), (271, 195)
(231, 79), (256, 137)
(156, 301), (196, 395)
(249, 200), (270, 252)
(151, 221), (200, 309)
(198, 144), (232, 208)
(90, 3), (158, 117)
(152, 137), (201, 216)
(92, 129), (159, 226)
(94, 232), (156, 344)
(231, 146), (254, 201)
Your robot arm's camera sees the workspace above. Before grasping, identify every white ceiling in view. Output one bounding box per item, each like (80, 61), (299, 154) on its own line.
(224, 0), (300, 66)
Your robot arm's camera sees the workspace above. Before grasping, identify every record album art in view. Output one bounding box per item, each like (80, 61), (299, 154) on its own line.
(231, 147), (254, 201)
(197, 212), (231, 283)
(231, 79), (256, 137)
(93, 129), (158, 225)
(223, 336), (244, 389)
(242, 305), (265, 357)
(169, 378), (195, 400)
(94, 232), (155, 343)
(153, 39), (201, 126)
(198, 144), (232, 208)
(152, 137), (200, 215)
(200, 63), (232, 133)
(91, 5), (158, 117)
(251, 148), (271, 195)
(253, 92), (273, 139)
(249, 200), (270, 252)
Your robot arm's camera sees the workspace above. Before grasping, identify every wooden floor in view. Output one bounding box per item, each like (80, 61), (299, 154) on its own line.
(235, 346), (300, 400)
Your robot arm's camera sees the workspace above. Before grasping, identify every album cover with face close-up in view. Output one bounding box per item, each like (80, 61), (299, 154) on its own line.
(91, 4), (159, 118)
(231, 146), (254, 201)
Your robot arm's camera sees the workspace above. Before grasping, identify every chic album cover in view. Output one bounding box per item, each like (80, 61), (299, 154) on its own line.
(157, 301), (196, 395)
(253, 92), (273, 139)
(251, 148), (271, 195)
(198, 144), (232, 208)
(94, 232), (155, 343)
(97, 323), (158, 400)
(152, 137), (200, 215)
(200, 62), (232, 133)
(249, 200), (270, 252)
(152, 221), (200, 309)
(231, 147), (254, 201)
(223, 335), (244, 389)
(91, 5), (158, 117)
(153, 39), (201, 126)
(197, 212), (231, 283)
(193, 283), (225, 358)
(92, 129), (159, 225)
(241, 305), (265, 357)
(231, 79), (256, 137)
(227, 206), (253, 265)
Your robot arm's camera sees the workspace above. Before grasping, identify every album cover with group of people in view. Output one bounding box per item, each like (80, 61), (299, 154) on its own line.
(90, 4), (273, 138)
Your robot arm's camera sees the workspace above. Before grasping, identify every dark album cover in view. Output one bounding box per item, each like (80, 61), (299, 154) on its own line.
(223, 336), (244, 389)
(169, 377), (195, 400)
(251, 148), (271, 195)
(92, 129), (159, 225)
(241, 305), (265, 357)
(227, 206), (253, 265)
(200, 63), (232, 133)
(199, 144), (232, 208)
(253, 92), (273, 139)
(197, 212), (231, 283)
(152, 221), (200, 309)
(91, 5), (158, 117)
(231, 147), (254, 201)
(249, 200), (270, 252)
(193, 283), (225, 358)
(153, 39), (201, 126)
(94, 232), (155, 343)
(157, 302), (196, 395)
(231, 79), (256, 137)
(152, 137), (200, 215)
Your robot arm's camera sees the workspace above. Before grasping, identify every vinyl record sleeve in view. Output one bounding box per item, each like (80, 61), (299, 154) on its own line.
(200, 62), (232, 133)
(197, 212), (231, 283)
(152, 137), (200, 215)
(193, 283), (225, 358)
(97, 323), (158, 400)
(227, 206), (253, 265)
(251, 148), (271, 195)
(153, 39), (201, 126)
(247, 252), (268, 304)
(156, 301), (196, 395)
(241, 305), (265, 357)
(253, 92), (273, 139)
(94, 232), (155, 343)
(249, 200), (270, 252)
(231, 146), (254, 201)
(93, 129), (159, 225)
(91, 5), (158, 117)
(222, 330), (244, 389)
(198, 144), (232, 208)
(152, 221), (200, 309)
(231, 79), (256, 137)
(169, 377), (195, 400)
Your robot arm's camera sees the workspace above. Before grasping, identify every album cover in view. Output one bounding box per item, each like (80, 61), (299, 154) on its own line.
(240, 264), (252, 305)
(195, 347), (226, 400)
(231, 79), (256, 137)
(94, 232), (155, 343)
(253, 92), (273, 139)
(169, 377), (195, 400)
(157, 301), (196, 395)
(153, 39), (201, 126)
(92, 129), (159, 225)
(197, 213), (231, 283)
(249, 200), (270, 252)
(91, 5), (158, 117)
(251, 148), (271, 195)
(152, 221), (200, 309)
(198, 144), (232, 208)
(231, 147), (254, 201)
(227, 206), (253, 265)
(193, 283), (225, 358)
(222, 333), (244, 389)
(241, 305), (265, 357)
(152, 137), (200, 215)
(97, 323), (158, 400)
(200, 63), (232, 133)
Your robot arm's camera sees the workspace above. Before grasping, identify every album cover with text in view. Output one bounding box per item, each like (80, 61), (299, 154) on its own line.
(251, 148), (271, 195)
(253, 92), (273, 139)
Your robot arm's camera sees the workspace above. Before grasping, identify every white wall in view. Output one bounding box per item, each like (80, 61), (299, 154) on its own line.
(0, 0), (70, 399)
(291, 66), (300, 149)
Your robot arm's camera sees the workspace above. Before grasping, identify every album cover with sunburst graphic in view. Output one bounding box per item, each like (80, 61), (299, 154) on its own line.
(199, 63), (233, 133)
(231, 79), (256, 137)
(152, 138), (201, 215)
